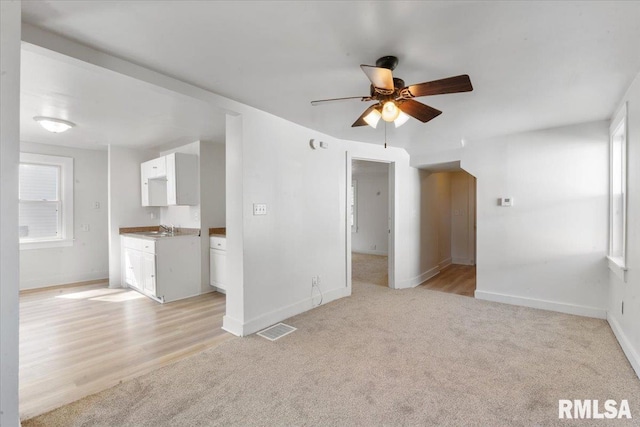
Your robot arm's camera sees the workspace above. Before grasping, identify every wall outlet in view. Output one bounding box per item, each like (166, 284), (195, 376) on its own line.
(253, 203), (267, 215)
(94, 201), (100, 209)
(312, 276), (318, 287)
(370, 244), (376, 250)
(81, 224), (90, 232)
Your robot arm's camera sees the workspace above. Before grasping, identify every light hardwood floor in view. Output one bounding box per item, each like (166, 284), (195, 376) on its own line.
(419, 264), (476, 297)
(19, 282), (231, 420)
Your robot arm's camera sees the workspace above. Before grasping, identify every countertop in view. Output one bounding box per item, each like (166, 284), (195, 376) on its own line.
(209, 227), (226, 237)
(120, 226), (201, 241)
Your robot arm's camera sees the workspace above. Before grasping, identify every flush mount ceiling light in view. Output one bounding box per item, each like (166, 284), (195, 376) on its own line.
(33, 116), (76, 133)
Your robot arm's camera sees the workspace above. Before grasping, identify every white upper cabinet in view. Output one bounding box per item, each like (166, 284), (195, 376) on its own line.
(141, 153), (198, 206)
(166, 153), (198, 206)
(144, 156), (166, 179)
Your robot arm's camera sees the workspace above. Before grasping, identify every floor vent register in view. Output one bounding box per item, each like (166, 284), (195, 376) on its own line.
(257, 323), (297, 341)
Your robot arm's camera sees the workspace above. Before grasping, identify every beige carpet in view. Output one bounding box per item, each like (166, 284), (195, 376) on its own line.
(24, 275), (640, 426)
(352, 252), (388, 287)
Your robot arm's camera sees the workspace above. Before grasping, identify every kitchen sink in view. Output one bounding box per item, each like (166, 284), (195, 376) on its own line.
(140, 231), (173, 237)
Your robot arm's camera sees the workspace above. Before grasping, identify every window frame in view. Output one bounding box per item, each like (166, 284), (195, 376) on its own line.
(19, 152), (74, 250)
(607, 103), (627, 280)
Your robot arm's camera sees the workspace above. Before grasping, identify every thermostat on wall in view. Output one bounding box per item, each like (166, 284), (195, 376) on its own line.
(500, 197), (514, 207)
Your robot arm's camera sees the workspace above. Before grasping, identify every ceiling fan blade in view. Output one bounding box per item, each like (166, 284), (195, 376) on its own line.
(360, 65), (394, 91)
(399, 100), (442, 123)
(352, 105), (378, 127)
(311, 96), (371, 106)
(406, 74), (473, 98)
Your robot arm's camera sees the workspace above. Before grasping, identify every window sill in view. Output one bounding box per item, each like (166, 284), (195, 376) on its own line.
(607, 256), (627, 282)
(20, 238), (74, 250)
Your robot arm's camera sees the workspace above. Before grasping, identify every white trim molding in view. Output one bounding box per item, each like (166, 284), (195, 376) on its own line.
(608, 313), (640, 379)
(475, 290), (606, 319)
(397, 265), (440, 289)
(224, 286), (350, 337)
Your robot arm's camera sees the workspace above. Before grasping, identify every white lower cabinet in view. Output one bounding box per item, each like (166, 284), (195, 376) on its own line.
(141, 252), (157, 296)
(209, 236), (227, 292)
(122, 235), (199, 303)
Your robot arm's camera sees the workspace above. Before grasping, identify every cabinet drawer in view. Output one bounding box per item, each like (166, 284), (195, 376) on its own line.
(122, 236), (155, 253)
(210, 236), (226, 250)
(140, 239), (155, 254)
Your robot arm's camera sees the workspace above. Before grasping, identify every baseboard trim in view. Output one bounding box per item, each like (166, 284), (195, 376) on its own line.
(222, 315), (243, 337)
(398, 265), (440, 289)
(227, 286), (350, 337)
(352, 249), (388, 256)
(607, 313), (640, 379)
(452, 257), (474, 266)
(439, 258), (452, 269)
(474, 290), (606, 319)
(19, 277), (108, 294)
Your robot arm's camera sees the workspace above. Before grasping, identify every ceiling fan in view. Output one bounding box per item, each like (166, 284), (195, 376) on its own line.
(311, 56), (473, 128)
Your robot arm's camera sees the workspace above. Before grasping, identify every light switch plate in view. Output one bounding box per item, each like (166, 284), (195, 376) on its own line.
(253, 203), (267, 215)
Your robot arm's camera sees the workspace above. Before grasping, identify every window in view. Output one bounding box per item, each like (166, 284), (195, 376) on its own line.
(19, 153), (73, 249)
(608, 103), (627, 278)
(351, 180), (358, 232)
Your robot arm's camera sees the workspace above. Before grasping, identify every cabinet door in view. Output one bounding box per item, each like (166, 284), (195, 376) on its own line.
(141, 163), (150, 207)
(148, 156), (166, 178)
(209, 249), (227, 290)
(124, 248), (142, 290)
(166, 153), (177, 205)
(141, 252), (157, 296)
(166, 153), (198, 206)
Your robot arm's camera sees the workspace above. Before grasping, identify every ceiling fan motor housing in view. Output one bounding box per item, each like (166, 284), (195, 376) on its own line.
(375, 55), (399, 70)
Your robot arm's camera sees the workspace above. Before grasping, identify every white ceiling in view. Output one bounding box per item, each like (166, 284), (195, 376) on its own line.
(21, 1), (640, 155)
(20, 48), (225, 150)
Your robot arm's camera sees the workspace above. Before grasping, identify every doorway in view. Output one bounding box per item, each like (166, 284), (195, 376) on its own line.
(419, 169), (477, 297)
(349, 159), (392, 290)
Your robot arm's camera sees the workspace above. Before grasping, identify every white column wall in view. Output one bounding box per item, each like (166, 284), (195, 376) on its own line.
(0, 2), (21, 425)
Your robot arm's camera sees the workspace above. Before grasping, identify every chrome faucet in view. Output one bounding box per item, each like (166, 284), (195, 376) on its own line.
(159, 224), (175, 234)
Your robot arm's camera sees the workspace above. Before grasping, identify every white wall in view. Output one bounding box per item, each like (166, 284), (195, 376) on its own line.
(107, 145), (160, 287)
(413, 121), (609, 318)
(450, 171), (476, 265)
(608, 71), (640, 377)
(19, 142), (109, 289)
(435, 173), (452, 267)
(352, 166), (389, 255)
(0, 2), (21, 425)
(224, 107), (426, 335)
(417, 171), (453, 283)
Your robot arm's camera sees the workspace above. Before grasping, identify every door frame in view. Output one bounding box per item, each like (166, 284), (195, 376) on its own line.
(346, 153), (396, 293)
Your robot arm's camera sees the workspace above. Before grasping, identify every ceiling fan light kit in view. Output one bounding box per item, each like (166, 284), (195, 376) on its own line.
(363, 108), (382, 128)
(311, 55), (473, 130)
